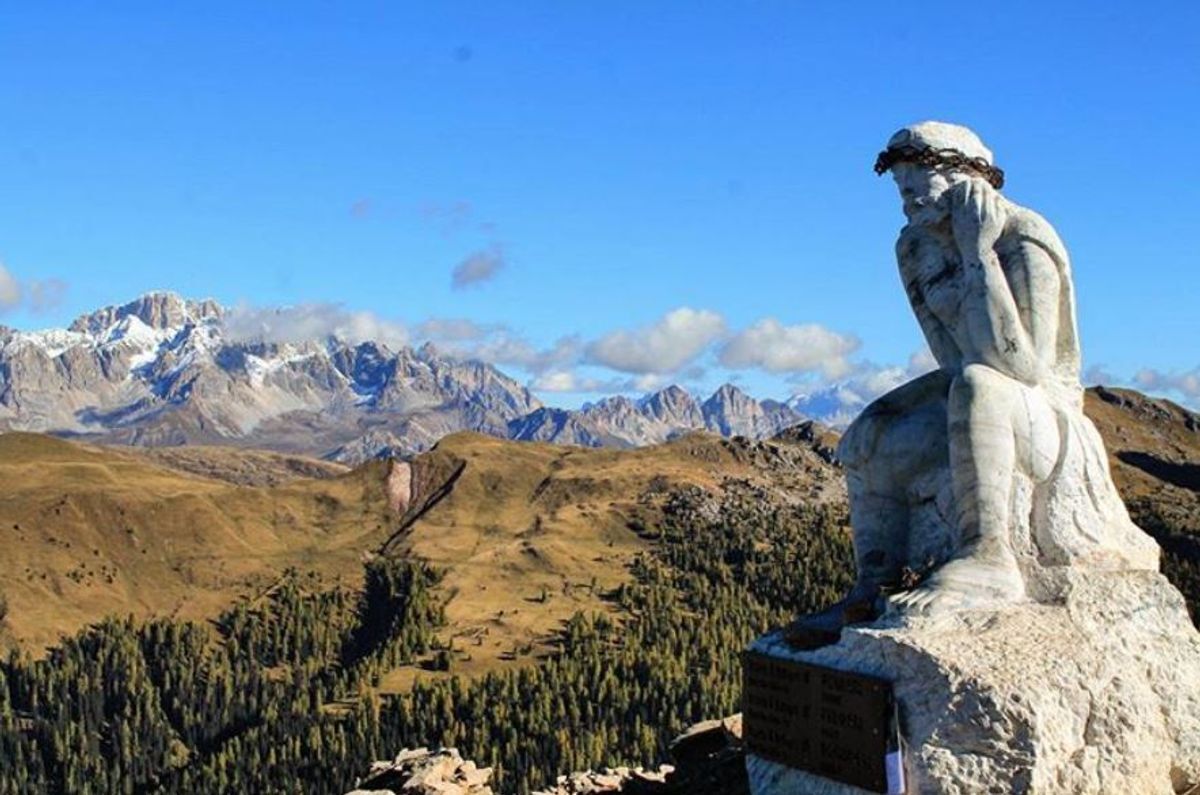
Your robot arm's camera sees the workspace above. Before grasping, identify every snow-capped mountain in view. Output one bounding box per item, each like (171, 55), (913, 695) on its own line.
(0, 292), (542, 459)
(0, 292), (835, 461)
(785, 384), (870, 430)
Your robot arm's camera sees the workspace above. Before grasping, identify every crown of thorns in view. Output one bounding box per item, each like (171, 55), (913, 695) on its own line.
(874, 145), (1005, 190)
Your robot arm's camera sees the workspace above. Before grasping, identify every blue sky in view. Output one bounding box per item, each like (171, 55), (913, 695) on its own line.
(1, 2), (1197, 407)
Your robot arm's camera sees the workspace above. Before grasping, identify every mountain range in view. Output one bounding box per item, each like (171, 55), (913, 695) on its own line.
(0, 292), (820, 462)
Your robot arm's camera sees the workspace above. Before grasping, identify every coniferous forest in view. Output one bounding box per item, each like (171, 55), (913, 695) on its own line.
(0, 482), (854, 795)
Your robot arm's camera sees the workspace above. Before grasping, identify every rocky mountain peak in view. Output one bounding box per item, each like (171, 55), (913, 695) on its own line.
(640, 384), (701, 421)
(704, 382), (753, 409)
(415, 341), (440, 361)
(584, 395), (637, 416)
(68, 291), (221, 335)
(701, 383), (768, 437)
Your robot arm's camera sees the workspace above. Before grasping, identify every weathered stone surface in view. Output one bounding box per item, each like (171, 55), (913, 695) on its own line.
(346, 747), (493, 795)
(533, 765), (675, 794)
(670, 714), (743, 768)
(749, 569), (1200, 794)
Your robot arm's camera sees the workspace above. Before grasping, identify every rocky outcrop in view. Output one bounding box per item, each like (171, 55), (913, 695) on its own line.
(350, 718), (749, 795)
(531, 714), (748, 793)
(748, 570), (1200, 794)
(346, 747), (494, 794)
(532, 766), (673, 794)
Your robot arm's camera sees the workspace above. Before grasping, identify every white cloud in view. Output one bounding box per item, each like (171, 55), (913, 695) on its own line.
(786, 348), (940, 427)
(469, 333), (581, 374)
(630, 373), (669, 392)
(409, 319), (582, 375)
(718, 318), (860, 379)
(1082, 364), (1200, 408)
(0, 264), (19, 311)
(907, 347), (938, 375)
(1083, 365), (1120, 386)
(414, 317), (495, 342)
(532, 372), (619, 393)
(1133, 367), (1200, 404)
(529, 370), (668, 395)
(223, 303), (410, 348)
(451, 245), (505, 289)
(586, 307), (727, 374)
(0, 262), (68, 315)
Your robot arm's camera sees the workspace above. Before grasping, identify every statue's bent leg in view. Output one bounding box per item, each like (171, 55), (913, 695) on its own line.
(845, 471), (908, 597)
(786, 372), (950, 645)
(949, 364), (1023, 562)
(891, 364), (1053, 615)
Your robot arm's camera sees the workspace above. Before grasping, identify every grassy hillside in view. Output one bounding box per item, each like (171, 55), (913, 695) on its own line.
(1, 385), (1195, 661)
(0, 433), (392, 653)
(381, 430), (844, 685)
(1084, 386), (1200, 619)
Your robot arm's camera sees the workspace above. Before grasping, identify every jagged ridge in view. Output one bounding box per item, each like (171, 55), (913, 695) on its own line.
(0, 293), (812, 462)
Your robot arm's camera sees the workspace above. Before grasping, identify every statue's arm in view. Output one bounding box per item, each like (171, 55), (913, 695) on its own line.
(950, 183), (1058, 385)
(908, 286), (962, 369)
(897, 230), (962, 369)
(1001, 236), (1062, 380)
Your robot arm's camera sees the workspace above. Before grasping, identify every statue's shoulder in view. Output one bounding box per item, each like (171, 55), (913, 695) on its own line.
(1003, 202), (1070, 265)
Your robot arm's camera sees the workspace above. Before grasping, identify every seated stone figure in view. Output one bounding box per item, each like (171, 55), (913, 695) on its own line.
(792, 122), (1157, 639)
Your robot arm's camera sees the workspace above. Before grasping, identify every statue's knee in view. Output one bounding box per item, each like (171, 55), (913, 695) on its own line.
(956, 363), (1001, 391)
(950, 364), (1010, 410)
(839, 413), (880, 469)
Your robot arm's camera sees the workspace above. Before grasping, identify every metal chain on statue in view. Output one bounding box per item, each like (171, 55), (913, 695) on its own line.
(873, 144), (1006, 189)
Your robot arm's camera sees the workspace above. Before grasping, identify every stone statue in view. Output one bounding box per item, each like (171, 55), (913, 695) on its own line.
(751, 123), (1199, 794)
(798, 122), (1157, 633)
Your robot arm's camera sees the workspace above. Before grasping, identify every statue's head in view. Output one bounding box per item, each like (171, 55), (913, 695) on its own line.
(874, 121), (1004, 224)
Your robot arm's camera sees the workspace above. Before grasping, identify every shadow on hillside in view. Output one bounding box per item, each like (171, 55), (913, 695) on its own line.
(1117, 451), (1200, 492)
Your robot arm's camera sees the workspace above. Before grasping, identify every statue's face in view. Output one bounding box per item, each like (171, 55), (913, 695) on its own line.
(891, 161), (961, 225)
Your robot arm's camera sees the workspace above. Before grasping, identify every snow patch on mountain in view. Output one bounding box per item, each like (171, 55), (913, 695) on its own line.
(0, 292), (870, 462)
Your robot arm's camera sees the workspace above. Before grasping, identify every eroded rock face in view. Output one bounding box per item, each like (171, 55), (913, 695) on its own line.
(749, 570), (1200, 794)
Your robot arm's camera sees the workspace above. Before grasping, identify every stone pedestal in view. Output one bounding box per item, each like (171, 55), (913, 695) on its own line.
(746, 570), (1200, 794)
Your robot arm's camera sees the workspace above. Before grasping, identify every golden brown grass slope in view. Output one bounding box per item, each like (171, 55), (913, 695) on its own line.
(0, 427), (843, 675)
(376, 429), (845, 687)
(0, 433), (393, 654)
(0, 387), (1192, 674)
(127, 444), (350, 486)
(1084, 386), (1200, 505)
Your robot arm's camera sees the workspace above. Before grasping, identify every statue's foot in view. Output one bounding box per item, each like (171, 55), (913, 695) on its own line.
(887, 543), (1024, 617)
(782, 584), (881, 649)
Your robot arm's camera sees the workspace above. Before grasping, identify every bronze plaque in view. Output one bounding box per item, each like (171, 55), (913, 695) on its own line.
(743, 650), (896, 793)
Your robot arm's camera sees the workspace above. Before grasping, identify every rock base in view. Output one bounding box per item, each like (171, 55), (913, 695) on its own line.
(746, 570), (1200, 794)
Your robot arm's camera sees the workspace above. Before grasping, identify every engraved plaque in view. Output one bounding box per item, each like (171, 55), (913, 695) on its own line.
(743, 650), (898, 793)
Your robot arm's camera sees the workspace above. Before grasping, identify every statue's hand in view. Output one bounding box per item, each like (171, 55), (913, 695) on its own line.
(948, 178), (1007, 252)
